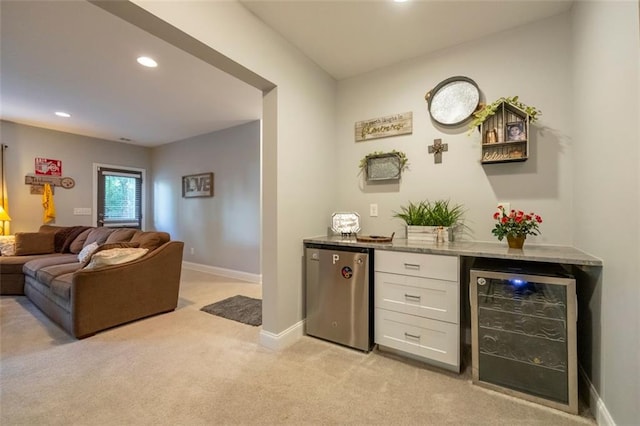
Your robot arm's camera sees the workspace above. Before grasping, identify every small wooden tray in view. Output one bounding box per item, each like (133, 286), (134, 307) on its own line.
(355, 232), (395, 243)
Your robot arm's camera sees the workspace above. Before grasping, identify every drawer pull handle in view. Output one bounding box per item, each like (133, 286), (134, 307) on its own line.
(404, 332), (421, 340)
(404, 263), (420, 270)
(404, 294), (421, 301)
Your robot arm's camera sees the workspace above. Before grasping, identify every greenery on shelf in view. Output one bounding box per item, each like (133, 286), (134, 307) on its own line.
(393, 199), (465, 227)
(358, 150), (408, 174)
(468, 96), (542, 132)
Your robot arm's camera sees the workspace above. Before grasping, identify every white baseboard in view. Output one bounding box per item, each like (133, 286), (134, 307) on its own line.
(182, 261), (262, 284)
(579, 365), (615, 426)
(259, 320), (304, 351)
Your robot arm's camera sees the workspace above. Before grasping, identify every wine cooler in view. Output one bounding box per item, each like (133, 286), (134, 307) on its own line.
(470, 261), (577, 414)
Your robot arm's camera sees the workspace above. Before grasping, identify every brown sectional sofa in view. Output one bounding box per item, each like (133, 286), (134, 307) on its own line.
(0, 225), (184, 338)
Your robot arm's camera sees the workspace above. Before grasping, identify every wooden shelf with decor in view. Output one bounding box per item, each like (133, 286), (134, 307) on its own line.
(480, 101), (530, 164)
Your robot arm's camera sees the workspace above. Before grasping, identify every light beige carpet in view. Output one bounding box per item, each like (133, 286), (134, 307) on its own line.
(1, 269), (595, 425)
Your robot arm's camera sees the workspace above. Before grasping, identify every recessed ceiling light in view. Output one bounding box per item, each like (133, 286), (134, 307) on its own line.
(137, 56), (158, 68)
(55, 111), (71, 118)
(394, 0), (409, 2)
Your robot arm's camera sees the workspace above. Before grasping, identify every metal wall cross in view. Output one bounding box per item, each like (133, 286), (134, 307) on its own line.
(428, 138), (448, 164)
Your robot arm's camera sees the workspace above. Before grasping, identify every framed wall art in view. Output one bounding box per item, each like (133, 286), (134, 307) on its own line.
(182, 172), (214, 198)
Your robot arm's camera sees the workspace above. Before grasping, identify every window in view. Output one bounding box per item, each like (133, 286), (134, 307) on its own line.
(96, 165), (143, 229)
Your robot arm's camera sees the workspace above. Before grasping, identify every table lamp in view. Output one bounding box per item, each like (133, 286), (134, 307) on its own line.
(0, 206), (11, 235)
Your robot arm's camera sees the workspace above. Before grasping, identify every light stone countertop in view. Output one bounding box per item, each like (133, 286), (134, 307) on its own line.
(303, 236), (603, 267)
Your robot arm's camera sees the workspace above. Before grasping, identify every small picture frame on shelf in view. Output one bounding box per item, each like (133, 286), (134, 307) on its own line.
(506, 122), (526, 142)
(182, 172), (214, 198)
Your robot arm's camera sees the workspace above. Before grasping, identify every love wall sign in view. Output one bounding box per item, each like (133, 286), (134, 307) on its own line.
(182, 172), (214, 198)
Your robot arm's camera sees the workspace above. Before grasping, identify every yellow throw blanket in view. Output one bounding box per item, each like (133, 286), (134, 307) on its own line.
(42, 183), (56, 223)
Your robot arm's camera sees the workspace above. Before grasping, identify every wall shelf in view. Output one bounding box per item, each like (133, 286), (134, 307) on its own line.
(480, 101), (530, 164)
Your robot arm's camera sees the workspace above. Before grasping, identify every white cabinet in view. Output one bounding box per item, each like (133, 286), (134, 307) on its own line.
(374, 250), (460, 371)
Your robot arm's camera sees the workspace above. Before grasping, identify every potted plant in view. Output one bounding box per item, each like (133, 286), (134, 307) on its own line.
(491, 205), (543, 249)
(394, 199), (465, 242)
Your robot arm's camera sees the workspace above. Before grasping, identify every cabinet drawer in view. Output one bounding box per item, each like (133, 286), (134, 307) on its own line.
(375, 250), (458, 281)
(375, 272), (459, 323)
(375, 308), (460, 368)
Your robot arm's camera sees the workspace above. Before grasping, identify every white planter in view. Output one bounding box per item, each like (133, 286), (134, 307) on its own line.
(406, 225), (455, 242)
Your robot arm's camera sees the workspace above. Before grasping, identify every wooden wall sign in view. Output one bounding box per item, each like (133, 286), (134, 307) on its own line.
(25, 175), (75, 188)
(355, 112), (413, 142)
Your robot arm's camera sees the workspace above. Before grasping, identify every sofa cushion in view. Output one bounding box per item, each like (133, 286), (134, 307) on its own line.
(69, 228), (92, 254)
(129, 232), (169, 252)
(15, 232), (55, 255)
(38, 225), (70, 252)
(105, 229), (138, 243)
(83, 227), (115, 247)
(60, 226), (92, 253)
(36, 263), (82, 287)
(50, 273), (74, 301)
(22, 254), (79, 279)
(84, 247), (148, 270)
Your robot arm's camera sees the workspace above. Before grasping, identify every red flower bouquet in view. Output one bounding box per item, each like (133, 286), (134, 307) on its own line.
(491, 206), (542, 241)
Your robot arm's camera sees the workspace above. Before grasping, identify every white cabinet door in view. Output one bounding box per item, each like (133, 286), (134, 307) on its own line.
(375, 250), (458, 282)
(375, 308), (460, 368)
(375, 272), (459, 324)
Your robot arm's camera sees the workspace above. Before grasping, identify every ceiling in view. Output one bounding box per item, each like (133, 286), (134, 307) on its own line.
(0, 0), (573, 147)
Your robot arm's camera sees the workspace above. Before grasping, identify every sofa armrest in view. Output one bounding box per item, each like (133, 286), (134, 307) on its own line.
(70, 241), (184, 338)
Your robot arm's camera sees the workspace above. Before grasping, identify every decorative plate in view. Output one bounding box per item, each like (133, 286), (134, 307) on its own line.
(331, 212), (361, 234)
(426, 76), (480, 126)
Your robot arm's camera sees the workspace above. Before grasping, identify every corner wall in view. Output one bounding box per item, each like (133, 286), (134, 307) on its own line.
(130, 0), (338, 338)
(336, 14), (573, 244)
(571, 2), (640, 424)
(0, 120), (151, 232)
(150, 121), (261, 275)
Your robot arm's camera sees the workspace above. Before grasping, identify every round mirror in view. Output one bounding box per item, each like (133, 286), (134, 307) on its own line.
(426, 76), (480, 126)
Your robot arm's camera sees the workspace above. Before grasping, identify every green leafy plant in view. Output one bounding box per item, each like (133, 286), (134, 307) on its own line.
(393, 200), (464, 227)
(358, 150), (408, 174)
(468, 96), (542, 132)
(491, 205), (543, 241)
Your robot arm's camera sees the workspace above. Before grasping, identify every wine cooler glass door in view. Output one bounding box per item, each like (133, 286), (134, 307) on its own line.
(470, 268), (577, 413)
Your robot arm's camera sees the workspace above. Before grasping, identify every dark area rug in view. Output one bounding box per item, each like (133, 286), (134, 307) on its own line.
(200, 295), (262, 326)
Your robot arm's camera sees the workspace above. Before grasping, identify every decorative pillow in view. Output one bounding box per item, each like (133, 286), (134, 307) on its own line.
(83, 227), (115, 247)
(0, 235), (16, 256)
(104, 229), (138, 244)
(77, 242), (99, 264)
(69, 228), (92, 254)
(84, 247), (148, 270)
(14, 232), (55, 256)
(129, 232), (170, 251)
(60, 226), (92, 253)
(88, 242), (140, 262)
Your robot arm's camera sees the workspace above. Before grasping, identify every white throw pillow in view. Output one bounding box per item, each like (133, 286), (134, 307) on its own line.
(84, 247), (148, 270)
(0, 235), (16, 256)
(77, 242), (99, 264)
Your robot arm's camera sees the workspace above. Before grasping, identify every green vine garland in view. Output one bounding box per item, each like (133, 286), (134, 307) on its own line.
(358, 150), (408, 174)
(468, 96), (542, 132)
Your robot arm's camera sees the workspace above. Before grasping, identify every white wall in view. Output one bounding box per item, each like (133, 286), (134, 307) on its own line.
(151, 121), (261, 275)
(131, 1), (338, 337)
(571, 2), (639, 424)
(336, 14), (573, 245)
(0, 120), (152, 232)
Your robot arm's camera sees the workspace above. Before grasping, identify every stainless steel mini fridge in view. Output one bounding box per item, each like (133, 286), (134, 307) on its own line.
(305, 244), (373, 352)
(470, 261), (577, 414)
